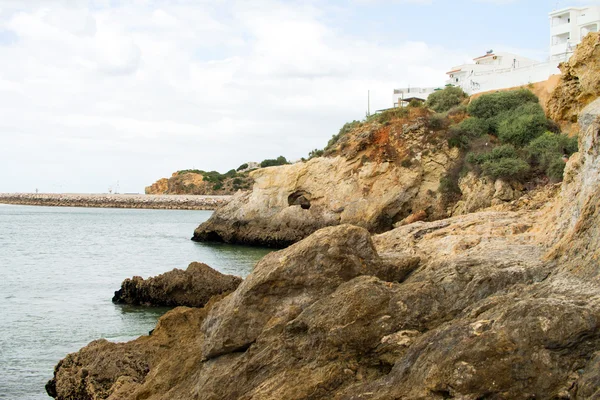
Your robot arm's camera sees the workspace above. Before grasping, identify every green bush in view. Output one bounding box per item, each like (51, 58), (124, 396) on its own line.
(178, 169), (202, 175)
(308, 149), (324, 159)
(497, 103), (548, 146)
(451, 117), (489, 140)
(425, 86), (468, 113)
(260, 156), (289, 168)
(324, 120), (361, 152)
(467, 89), (539, 121)
(428, 113), (448, 130)
(526, 132), (578, 181)
(467, 144), (519, 165)
(481, 157), (530, 180)
(236, 163), (248, 171)
(408, 98), (424, 108)
(212, 182), (223, 190)
(367, 108), (409, 124)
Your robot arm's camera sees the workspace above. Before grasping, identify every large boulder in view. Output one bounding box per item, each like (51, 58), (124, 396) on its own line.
(112, 262), (242, 308)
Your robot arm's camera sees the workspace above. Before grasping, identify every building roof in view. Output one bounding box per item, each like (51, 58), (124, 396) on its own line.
(400, 96), (426, 103)
(473, 53), (495, 61)
(446, 68), (462, 74)
(549, 6), (587, 16)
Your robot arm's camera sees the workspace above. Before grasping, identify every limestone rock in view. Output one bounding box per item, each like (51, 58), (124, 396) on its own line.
(112, 262), (242, 308)
(547, 32), (600, 126)
(144, 178), (168, 195)
(194, 112), (459, 247)
(47, 65), (600, 400)
(453, 172), (522, 215)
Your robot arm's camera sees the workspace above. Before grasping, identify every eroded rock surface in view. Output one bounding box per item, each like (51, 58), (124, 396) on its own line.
(112, 262), (242, 308)
(548, 32), (600, 126)
(48, 96), (600, 400)
(194, 109), (459, 247)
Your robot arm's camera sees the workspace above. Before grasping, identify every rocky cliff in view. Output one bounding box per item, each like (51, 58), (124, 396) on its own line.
(193, 108), (465, 247)
(548, 32), (600, 128)
(47, 93), (600, 400)
(145, 170), (253, 196)
(46, 35), (600, 399)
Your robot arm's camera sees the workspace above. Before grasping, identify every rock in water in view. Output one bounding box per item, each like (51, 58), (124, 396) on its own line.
(112, 262), (242, 308)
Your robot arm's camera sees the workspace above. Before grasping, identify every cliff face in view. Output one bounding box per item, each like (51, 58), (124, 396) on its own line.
(547, 32), (600, 127)
(193, 109), (467, 247)
(48, 95), (600, 400)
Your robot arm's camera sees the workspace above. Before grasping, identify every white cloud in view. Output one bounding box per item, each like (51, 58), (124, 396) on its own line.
(0, 0), (466, 193)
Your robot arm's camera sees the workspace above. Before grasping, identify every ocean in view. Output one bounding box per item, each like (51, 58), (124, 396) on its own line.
(0, 204), (270, 399)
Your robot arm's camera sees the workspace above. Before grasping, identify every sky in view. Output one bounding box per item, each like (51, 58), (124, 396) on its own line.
(0, 0), (597, 193)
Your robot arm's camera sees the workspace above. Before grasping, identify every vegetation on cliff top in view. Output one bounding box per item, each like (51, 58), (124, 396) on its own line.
(307, 85), (577, 202)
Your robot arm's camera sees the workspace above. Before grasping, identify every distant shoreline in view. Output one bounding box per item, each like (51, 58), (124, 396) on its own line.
(0, 193), (232, 210)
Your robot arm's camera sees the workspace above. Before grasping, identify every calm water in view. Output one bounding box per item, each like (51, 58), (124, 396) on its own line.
(0, 205), (271, 399)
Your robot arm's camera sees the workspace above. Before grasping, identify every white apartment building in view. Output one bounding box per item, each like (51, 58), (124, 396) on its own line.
(392, 5), (600, 101)
(445, 51), (544, 93)
(550, 6), (600, 61)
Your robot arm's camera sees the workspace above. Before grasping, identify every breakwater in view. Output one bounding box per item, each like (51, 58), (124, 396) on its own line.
(0, 193), (232, 210)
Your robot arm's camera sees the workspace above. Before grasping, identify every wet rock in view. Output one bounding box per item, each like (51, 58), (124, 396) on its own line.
(112, 262), (242, 308)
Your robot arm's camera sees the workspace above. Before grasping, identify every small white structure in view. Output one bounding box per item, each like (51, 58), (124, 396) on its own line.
(445, 51), (551, 94)
(550, 6), (600, 62)
(393, 87), (440, 106)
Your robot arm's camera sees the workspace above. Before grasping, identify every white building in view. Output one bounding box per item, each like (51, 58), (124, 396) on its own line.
(445, 51), (550, 94)
(393, 5), (600, 100)
(393, 86), (440, 106)
(550, 6), (600, 62)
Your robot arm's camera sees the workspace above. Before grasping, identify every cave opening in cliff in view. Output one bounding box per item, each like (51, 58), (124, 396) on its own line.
(288, 191), (312, 210)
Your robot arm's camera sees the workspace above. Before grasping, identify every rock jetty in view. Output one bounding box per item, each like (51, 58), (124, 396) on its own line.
(112, 262), (242, 308)
(0, 193), (231, 210)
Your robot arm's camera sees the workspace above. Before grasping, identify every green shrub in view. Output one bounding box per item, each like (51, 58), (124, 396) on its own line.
(467, 89), (539, 121)
(236, 163), (248, 171)
(467, 145), (519, 165)
(428, 113), (448, 130)
(425, 86), (468, 113)
(439, 175), (461, 196)
(497, 103), (548, 146)
(447, 133), (470, 149)
(260, 156), (289, 168)
(401, 159), (412, 168)
(308, 149), (324, 159)
(325, 120), (362, 152)
(526, 132), (578, 181)
(451, 117), (489, 140)
(447, 104), (468, 116)
(481, 157), (530, 180)
(178, 169), (202, 175)
(367, 108), (409, 124)
(408, 98), (424, 108)
(212, 182), (223, 190)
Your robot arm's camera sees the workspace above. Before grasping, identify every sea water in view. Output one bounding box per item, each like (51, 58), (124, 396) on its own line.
(0, 205), (270, 399)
